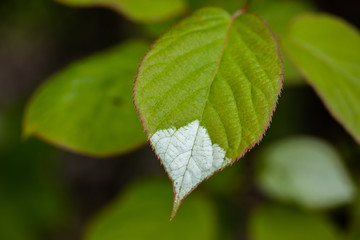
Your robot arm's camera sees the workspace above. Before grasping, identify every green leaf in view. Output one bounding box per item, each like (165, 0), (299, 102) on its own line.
(57, 0), (186, 23)
(134, 7), (283, 216)
(257, 136), (356, 209)
(281, 14), (360, 143)
(250, 205), (339, 240)
(84, 179), (218, 240)
(24, 41), (148, 157)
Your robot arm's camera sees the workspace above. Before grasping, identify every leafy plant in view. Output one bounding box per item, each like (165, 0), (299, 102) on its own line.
(23, 0), (359, 221)
(24, 41), (148, 157)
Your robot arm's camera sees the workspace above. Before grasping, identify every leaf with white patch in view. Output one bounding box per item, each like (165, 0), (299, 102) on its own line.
(134, 7), (283, 217)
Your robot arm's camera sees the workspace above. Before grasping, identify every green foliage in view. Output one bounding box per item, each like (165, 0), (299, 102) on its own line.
(57, 0), (186, 22)
(134, 7), (282, 215)
(84, 179), (218, 240)
(0, 106), (71, 240)
(24, 41), (147, 157)
(257, 136), (355, 209)
(250, 205), (339, 240)
(282, 14), (360, 142)
(9, 0), (360, 233)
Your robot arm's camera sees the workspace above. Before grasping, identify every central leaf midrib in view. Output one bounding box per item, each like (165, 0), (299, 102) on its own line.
(176, 10), (244, 200)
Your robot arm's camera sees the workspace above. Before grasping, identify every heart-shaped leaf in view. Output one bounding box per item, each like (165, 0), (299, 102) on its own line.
(134, 7), (283, 216)
(282, 14), (360, 143)
(57, 0), (186, 23)
(24, 41), (148, 157)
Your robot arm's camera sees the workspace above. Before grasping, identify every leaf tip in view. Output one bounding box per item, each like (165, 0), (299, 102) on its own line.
(170, 197), (181, 220)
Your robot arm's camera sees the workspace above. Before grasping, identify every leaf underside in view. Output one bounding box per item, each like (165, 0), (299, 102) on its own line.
(282, 14), (360, 143)
(134, 7), (283, 217)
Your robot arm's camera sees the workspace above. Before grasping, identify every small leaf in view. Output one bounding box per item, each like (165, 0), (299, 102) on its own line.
(134, 7), (283, 216)
(84, 179), (218, 240)
(257, 136), (356, 209)
(24, 41), (148, 157)
(282, 14), (360, 143)
(250, 205), (339, 240)
(57, 0), (186, 23)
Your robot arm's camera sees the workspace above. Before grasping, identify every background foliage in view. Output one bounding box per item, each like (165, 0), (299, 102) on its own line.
(0, 0), (359, 239)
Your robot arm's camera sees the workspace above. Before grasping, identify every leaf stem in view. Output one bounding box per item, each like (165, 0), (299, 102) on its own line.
(242, 0), (251, 11)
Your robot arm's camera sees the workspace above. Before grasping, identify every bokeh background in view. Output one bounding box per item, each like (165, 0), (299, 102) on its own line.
(0, 0), (359, 239)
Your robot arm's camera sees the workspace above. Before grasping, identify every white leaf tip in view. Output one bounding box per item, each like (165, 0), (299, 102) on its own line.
(151, 120), (231, 218)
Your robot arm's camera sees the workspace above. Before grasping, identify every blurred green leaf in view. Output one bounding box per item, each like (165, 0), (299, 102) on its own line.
(24, 41), (148, 157)
(56, 0), (186, 23)
(134, 7), (283, 216)
(282, 14), (360, 143)
(257, 136), (356, 209)
(249, 205), (339, 240)
(84, 178), (218, 240)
